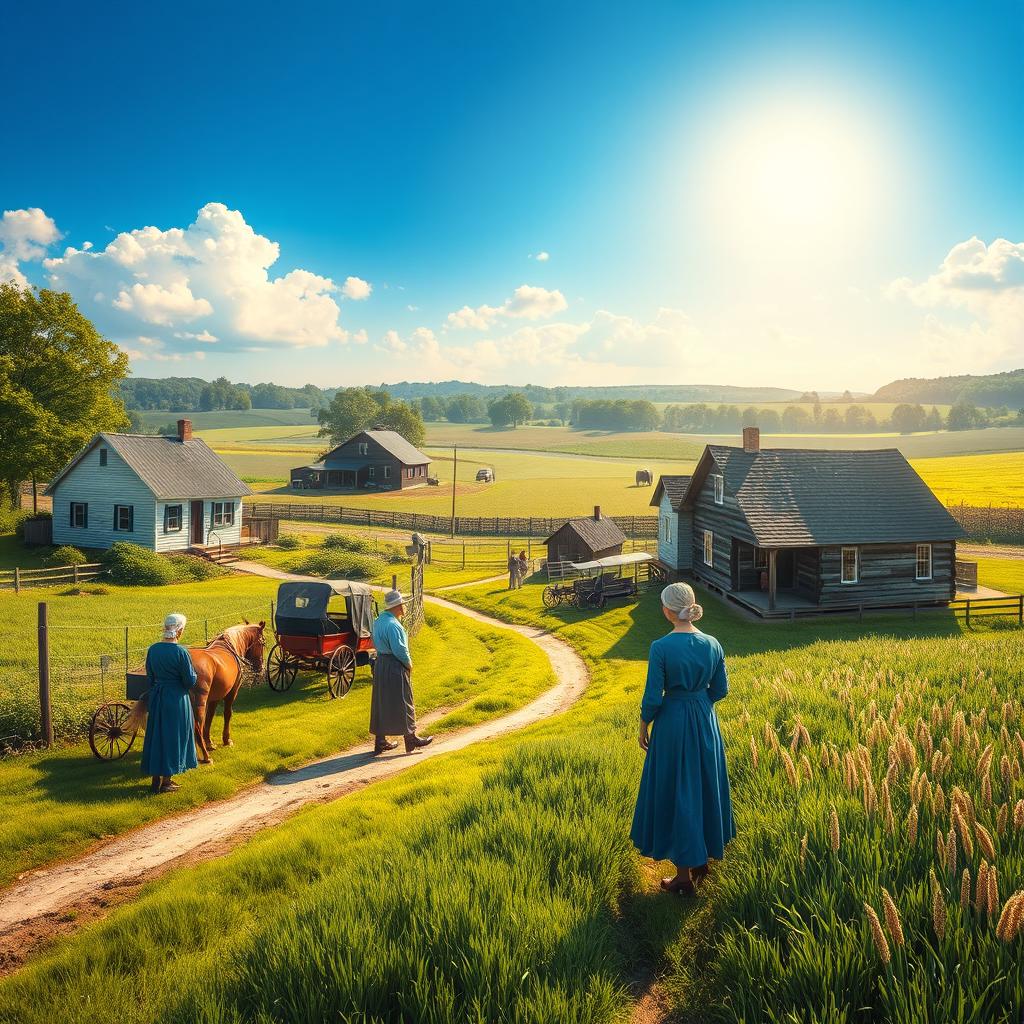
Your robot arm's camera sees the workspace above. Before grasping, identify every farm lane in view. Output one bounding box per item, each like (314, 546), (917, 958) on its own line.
(0, 567), (588, 958)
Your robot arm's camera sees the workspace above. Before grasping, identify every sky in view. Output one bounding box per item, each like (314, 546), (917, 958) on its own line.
(1, 0), (1021, 392)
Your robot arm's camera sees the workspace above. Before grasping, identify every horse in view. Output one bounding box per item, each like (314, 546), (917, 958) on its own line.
(187, 622), (266, 764)
(635, 468), (652, 486)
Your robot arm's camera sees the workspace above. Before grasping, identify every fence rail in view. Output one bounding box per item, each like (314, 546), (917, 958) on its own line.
(0, 563), (104, 592)
(950, 594), (1024, 626)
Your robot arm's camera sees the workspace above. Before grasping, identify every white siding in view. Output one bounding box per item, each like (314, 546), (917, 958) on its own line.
(51, 442), (157, 550)
(656, 491), (680, 570)
(154, 498), (245, 551)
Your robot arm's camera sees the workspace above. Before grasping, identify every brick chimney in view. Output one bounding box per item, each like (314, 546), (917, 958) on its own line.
(742, 426), (760, 453)
(177, 419), (193, 442)
(593, 505), (601, 520)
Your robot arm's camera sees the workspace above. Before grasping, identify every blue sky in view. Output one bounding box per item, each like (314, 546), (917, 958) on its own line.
(1, 0), (1021, 391)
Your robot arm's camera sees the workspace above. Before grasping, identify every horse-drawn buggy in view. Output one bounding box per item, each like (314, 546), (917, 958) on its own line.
(266, 580), (377, 698)
(542, 552), (654, 611)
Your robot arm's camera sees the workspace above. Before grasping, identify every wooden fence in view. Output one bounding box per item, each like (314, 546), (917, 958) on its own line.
(950, 594), (1024, 626)
(0, 563), (105, 592)
(246, 501), (659, 539)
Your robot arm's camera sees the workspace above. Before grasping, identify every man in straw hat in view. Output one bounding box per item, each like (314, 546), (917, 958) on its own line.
(369, 589), (433, 755)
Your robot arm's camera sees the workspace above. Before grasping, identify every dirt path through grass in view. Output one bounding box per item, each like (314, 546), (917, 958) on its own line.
(0, 567), (587, 967)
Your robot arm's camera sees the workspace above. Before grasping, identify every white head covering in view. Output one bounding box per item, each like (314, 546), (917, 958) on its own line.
(162, 612), (187, 639)
(660, 582), (703, 623)
(383, 589), (405, 611)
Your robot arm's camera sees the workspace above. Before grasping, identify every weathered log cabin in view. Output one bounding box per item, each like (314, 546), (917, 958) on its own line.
(544, 506), (626, 566)
(653, 428), (964, 617)
(291, 430), (430, 491)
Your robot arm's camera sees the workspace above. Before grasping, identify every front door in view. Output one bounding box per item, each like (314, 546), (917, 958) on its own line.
(191, 500), (205, 545)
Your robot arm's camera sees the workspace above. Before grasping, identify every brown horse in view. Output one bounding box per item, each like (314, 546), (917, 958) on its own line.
(187, 622), (266, 763)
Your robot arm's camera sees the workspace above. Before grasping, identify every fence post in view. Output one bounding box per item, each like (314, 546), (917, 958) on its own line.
(38, 602), (53, 747)
(73, 563), (79, 584)
(1019, 595), (1023, 627)
(205, 619), (210, 644)
(965, 600), (971, 628)
(14, 566), (20, 594)
(392, 573), (398, 592)
(462, 542), (466, 570)
(125, 625), (130, 672)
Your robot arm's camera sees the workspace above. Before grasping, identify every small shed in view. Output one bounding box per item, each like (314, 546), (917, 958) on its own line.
(544, 506), (626, 567)
(650, 474), (692, 572)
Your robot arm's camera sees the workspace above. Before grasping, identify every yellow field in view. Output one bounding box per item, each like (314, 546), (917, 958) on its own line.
(911, 451), (1024, 506)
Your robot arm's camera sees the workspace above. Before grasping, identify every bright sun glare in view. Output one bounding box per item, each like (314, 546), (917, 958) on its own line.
(702, 96), (882, 258)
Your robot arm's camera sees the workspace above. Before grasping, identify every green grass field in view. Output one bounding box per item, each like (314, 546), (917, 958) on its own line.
(3, 575), (1023, 1022)
(976, 556), (1024, 595)
(0, 577), (552, 888)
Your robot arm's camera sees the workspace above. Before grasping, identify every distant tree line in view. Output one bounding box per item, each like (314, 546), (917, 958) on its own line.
(119, 376), (330, 412)
(874, 368), (1024, 408)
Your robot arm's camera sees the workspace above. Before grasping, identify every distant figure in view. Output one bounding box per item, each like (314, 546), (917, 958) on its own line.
(370, 590), (433, 755)
(507, 551), (521, 590)
(141, 613), (198, 794)
(631, 583), (735, 896)
(517, 550), (529, 583)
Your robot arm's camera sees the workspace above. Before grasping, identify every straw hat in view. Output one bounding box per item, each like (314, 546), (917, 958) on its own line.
(383, 589), (406, 610)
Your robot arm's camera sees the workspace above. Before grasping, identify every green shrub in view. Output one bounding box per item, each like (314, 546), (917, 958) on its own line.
(101, 542), (176, 586)
(42, 545), (88, 568)
(322, 533), (373, 554)
(276, 534), (302, 550)
(293, 549), (387, 581)
(167, 553), (227, 582)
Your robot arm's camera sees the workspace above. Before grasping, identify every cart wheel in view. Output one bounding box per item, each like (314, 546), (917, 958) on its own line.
(327, 646), (356, 699)
(89, 701), (137, 761)
(542, 586), (558, 609)
(266, 644), (298, 691)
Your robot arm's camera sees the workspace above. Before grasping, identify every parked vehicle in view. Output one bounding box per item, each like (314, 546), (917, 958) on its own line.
(476, 468), (494, 482)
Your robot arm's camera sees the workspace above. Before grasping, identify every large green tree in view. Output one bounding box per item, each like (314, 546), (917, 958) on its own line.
(0, 283), (129, 504)
(318, 387), (426, 449)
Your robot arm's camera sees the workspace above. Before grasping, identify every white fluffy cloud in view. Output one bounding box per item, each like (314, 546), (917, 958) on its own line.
(888, 237), (1024, 372)
(342, 275), (372, 300)
(446, 284), (567, 329)
(530, 251), (550, 262)
(41, 203), (365, 358)
(0, 207), (60, 286)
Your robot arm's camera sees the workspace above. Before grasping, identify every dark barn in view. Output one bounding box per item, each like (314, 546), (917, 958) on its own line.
(544, 506), (626, 567)
(291, 430), (430, 491)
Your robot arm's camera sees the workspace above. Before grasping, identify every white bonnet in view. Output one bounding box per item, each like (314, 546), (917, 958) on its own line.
(660, 582), (703, 622)
(162, 613), (187, 639)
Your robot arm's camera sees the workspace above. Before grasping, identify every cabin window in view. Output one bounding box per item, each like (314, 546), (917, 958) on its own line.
(99, 448), (108, 466)
(915, 543), (932, 581)
(754, 547), (768, 570)
(841, 546), (859, 584)
(164, 505), (182, 532)
(212, 501), (234, 527)
(368, 466), (375, 478)
(70, 502), (88, 528)
(713, 474), (724, 505)
(358, 442), (369, 456)
(113, 505), (134, 532)
(383, 465), (391, 479)
(661, 516), (670, 543)
(703, 530), (714, 567)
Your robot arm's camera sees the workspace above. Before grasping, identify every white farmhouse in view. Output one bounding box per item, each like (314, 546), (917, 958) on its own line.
(45, 419), (251, 553)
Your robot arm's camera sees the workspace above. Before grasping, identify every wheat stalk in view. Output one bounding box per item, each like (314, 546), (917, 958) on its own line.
(799, 832), (808, 869)
(997, 803), (1008, 837)
(906, 804), (918, 844)
(930, 870), (947, 940)
(976, 861), (990, 914)
(881, 888), (905, 947)
(864, 904), (892, 965)
(829, 805), (840, 853)
(988, 865), (1000, 918)
(1013, 799), (1024, 830)
(960, 868), (972, 910)
(975, 822), (997, 861)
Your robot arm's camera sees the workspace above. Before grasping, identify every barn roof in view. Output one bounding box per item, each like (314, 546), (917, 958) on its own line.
(650, 475), (692, 511)
(544, 513), (626, 551)
(681, 445), (964, 547)
(323, 430), (429, 466)
(45, 433), (252, 500)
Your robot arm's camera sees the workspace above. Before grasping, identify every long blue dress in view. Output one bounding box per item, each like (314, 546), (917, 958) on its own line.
(140, 641), (198, 777)
(630, 630), (735, 867)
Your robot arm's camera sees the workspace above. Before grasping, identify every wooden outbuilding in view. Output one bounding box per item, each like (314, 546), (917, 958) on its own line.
(544, 506), (625, 567)
(652, 427), (965, 617)
(650, 474), (692, 574)
(291, 429), (430, 491)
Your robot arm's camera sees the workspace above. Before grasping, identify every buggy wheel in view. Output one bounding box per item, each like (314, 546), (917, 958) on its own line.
(89, 702), (137, 761)
(542, 586), (559, 609)
(266, 644), (298, 692)
(327, 646), (356, 699)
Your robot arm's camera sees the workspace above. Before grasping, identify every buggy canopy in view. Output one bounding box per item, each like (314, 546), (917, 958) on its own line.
(275, 580), (376, 638)
(569, 551), (653, 573)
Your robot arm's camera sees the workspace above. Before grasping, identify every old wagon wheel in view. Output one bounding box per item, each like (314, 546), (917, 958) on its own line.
(266, 643), (298, 692)
(89, 701), (138, 760)
(542, 586), (559, 609)
(326, 646), (356, 699)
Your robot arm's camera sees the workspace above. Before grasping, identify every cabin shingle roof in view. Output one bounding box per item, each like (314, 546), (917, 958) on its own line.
(46, 434), (251, 500)
(687, 446), (963, 547)
(545, 514), (626, 552)
(650, 475), (692, 511)
(324, 430), (429, 466)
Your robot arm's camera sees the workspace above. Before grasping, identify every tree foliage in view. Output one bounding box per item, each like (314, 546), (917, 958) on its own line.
(318, 387), (426, 448)
(0, 283), (129, 501)
(488, 393), (533, 428)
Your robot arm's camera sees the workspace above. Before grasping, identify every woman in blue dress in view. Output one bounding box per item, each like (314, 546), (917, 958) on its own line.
(631, 583), (735, 896)
(140, 613), (198, 794)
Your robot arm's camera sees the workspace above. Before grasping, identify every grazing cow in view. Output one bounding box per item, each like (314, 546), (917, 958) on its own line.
(635, 469), (652, 486)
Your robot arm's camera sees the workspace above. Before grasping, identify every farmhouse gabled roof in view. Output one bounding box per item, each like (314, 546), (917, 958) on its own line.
(681, 445), (964, 547)
(324, 430), (429, 466)
(45, 433), (252, 500)
(544, 514), (626, 551)
(650, 475), (692, 511)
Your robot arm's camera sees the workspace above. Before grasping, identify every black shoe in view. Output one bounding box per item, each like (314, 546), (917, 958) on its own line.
(373, 738), (399, 755)
(404, 733), (434, 753)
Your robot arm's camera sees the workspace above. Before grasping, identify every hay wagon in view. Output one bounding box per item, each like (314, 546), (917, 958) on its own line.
(266, 580), (378, 698)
